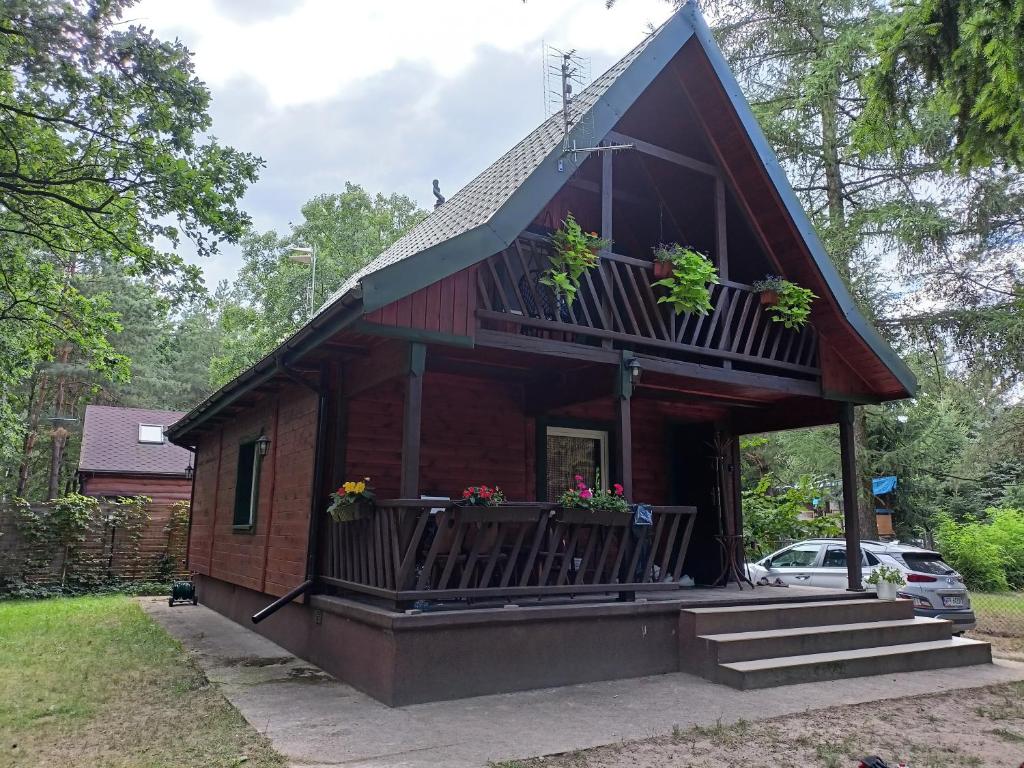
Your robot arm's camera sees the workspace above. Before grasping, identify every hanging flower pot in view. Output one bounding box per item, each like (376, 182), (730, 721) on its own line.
(653, 260), (673, 279)
(759, 289), (779, 307)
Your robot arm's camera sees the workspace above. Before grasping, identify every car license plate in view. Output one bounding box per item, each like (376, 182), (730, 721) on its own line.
(942, 595), (965, 608)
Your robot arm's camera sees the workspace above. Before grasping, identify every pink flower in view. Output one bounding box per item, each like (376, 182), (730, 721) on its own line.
(613, 483), (624, 496)
(577, 482), (586, 490)
(574, 474), (583, 482)
(579, 489), (593, 500)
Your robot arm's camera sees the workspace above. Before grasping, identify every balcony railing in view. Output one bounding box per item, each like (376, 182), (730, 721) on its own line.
(475, 234), (819, 376)
(319, 500), (697, 607)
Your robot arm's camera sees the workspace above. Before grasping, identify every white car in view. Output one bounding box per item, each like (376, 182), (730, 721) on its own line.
(747, 538), (976, 632)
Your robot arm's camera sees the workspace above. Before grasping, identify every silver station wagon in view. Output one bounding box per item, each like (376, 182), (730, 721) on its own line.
(747, 538), (976, 632)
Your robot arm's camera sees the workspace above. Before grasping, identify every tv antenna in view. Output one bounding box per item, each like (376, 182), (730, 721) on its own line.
(542, 43), (632, 170)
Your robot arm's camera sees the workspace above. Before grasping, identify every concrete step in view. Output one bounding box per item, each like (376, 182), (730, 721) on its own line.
(715, 636), (993, 689)
(697, 617), (954, 663)
(680, 598), (913, 636)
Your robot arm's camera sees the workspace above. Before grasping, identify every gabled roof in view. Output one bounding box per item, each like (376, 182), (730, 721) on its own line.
(80, 405), (191, 476)
(170, 2), (914, 443)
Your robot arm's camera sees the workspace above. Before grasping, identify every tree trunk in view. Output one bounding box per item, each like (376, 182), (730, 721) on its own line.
(854, 406), (878, 539)
(47, 426), (69, 501)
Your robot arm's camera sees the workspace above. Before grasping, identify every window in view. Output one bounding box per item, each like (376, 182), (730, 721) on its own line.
(545, 426), (609, 502)
(770, 544), (821, 568)
(232, 440), (261, 530)
(823, 546), (875, 568)
(138, 424), (165, 443)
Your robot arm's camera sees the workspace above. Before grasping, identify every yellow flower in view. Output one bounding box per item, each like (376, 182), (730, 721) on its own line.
(343, 481), (355, 493)
(354, 481), (366, 494)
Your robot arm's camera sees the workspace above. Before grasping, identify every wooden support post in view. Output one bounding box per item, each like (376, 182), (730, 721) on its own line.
(400, 343), (426, 499)
(839, 402), (864, 591)
(615, 352), (634, 498)
(601, 145), (615, 349)
(715, 177), (731, 370)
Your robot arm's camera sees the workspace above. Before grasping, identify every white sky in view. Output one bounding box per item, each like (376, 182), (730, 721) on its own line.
(131, 0), (673, 287)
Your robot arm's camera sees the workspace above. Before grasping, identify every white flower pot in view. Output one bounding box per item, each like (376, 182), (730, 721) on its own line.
(875, 581), (899, 601)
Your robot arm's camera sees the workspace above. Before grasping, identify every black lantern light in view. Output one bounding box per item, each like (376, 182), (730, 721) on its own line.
(184, 462), (194, 481)
(255, 434), (271, 457)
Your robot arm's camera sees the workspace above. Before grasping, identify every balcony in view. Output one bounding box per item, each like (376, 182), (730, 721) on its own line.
(475, 234), (819, 378)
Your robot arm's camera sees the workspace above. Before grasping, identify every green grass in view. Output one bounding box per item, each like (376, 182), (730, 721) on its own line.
(0, 596), (285, 768)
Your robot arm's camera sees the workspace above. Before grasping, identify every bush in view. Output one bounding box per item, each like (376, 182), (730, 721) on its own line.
(988, 507), (1024, 589)
(743, 475), (842, 559)
(934, 513), (1010, 592)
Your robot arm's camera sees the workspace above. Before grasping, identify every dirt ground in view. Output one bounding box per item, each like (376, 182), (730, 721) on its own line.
(513, 682), (1024, 768)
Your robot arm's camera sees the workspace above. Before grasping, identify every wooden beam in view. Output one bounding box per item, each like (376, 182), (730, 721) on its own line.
(602, 145), (613, 242)
(615, 354), (634, 497)
(838, 403), (864, 591)
(400, 343), (426, 499)
(607, 130), (721, 178)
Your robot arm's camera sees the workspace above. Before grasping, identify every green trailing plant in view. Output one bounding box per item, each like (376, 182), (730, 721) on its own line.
(753, 275), (817, 329)
(865, 565), (905, 586)
(651, 244), (719, 315)
(543, 213), (608, 303)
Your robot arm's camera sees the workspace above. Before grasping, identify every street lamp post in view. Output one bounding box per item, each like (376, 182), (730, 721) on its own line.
(287, 244), (317, 316)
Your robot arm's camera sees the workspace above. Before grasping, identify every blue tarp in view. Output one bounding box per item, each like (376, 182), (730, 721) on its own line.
(872, 476), (898, 496)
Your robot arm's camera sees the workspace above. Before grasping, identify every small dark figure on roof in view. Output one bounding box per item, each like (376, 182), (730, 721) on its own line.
(432, 179), (445, 208)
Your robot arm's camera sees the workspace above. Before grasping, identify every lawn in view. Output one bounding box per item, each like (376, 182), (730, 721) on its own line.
(498, 681), (1024, 768)
(0, 596), (285, 768)
(970, 591), (1024, 660)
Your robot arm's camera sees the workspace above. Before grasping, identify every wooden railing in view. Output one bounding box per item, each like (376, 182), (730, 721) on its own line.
(475, 234), (819, 375)
(318, 500), (698, 607)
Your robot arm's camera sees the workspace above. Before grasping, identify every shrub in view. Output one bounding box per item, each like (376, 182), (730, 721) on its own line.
(987, 507), (1024, 589)
(742, 475), (841, 558)
(934, 513), (1009, 592)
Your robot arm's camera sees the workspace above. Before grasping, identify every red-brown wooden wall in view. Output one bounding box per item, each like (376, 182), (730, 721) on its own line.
(362, 265), (477, 338)
(188, 382), (318, 597)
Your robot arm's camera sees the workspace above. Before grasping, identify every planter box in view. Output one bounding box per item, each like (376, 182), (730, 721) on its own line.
(455, 504), (547, 524)
(556, 507), (632, 526)
(329, 498), (373, 523)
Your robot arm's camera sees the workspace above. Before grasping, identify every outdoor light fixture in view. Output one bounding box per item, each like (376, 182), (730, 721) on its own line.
(255, 434), (271, 458)
(626, 357), (642, 380)
(184, 463), (194, 481)
(287, 243), (317, 317)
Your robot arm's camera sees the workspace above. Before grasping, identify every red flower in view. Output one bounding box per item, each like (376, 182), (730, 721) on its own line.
(463, 488), (472, 498)
(613, 483), (624, 496)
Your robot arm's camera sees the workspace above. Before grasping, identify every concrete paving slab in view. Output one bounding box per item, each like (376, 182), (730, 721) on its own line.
(140, 597), (1024, 768)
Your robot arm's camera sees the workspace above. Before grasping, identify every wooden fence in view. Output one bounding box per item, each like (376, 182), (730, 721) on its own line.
(0, 500), (188, 594)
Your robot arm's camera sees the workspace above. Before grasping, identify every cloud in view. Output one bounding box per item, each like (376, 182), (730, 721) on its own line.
(131, 0), (671, 287)
(210, 0), (301, 24)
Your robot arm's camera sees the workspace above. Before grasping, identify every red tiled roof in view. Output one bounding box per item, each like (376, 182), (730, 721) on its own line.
(78, 405), (192, 476)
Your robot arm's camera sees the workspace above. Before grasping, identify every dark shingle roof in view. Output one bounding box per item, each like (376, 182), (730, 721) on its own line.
(79, 405), (191, 476)
(321, 24), (662, 310)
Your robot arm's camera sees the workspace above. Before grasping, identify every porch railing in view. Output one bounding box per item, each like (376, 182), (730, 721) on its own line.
(319, 500), (698, 606)
(475, 234), (819, 376)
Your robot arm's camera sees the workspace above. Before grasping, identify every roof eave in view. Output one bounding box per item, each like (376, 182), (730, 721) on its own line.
(166, 287), (365, 446)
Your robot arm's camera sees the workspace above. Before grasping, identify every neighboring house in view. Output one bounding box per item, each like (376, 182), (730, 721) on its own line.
(79, 405), (193, 502)
(168, 3), (989, 706)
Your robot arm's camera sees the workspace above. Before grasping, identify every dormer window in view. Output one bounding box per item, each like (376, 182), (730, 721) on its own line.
(138, 424), (165, 444)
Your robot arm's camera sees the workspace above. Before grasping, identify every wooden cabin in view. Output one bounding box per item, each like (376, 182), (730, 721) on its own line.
(168, 4), (990, 706)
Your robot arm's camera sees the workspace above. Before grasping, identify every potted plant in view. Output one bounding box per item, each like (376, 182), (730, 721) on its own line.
(326, 478), (375, 522)
(752, 275), (818, 329)
(752, 275), (784, 306)
(558, 476), (631, 526)
(542, 213), (609, 304)
(865, 565), (906, 600)
(651, 244), (719, 316)
(652, 244), (675, 279)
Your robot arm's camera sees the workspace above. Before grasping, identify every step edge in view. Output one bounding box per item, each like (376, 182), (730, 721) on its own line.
(720, 637), (991, 672)
(698, 617), (951, 643)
